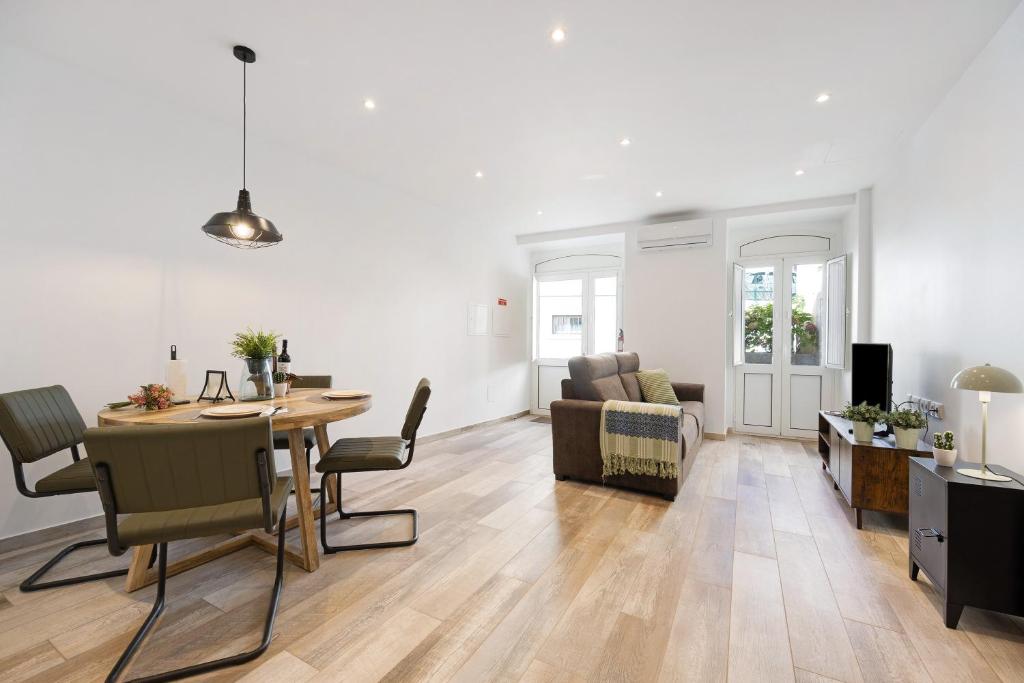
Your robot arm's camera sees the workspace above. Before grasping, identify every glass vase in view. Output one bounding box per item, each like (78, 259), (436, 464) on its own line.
(238, 357), (275, 401)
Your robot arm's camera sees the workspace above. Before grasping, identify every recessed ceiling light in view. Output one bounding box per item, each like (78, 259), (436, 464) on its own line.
(550, 27), (566, 43)
(795, 169), (805, 176)
(815, 92), (831, 103)
(363, 98), (376, 110)
(474, 170), (484, 178)
(655, 190), (663, 198)
(536, 210), (544, 216)
(619, 137), (631, 147)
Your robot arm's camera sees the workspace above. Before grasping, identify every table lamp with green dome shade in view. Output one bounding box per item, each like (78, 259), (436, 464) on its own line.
(950, 363), (1022, 481)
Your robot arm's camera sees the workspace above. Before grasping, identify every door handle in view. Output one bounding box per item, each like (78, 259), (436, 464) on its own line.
(916, 527), (945, 543)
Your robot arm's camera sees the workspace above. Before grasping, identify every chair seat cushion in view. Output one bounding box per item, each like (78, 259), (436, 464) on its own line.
(273, 428), (315, 451)
(315, 437), (409, 473)
(35, 458), (96, 493)
(117, 476), (293, 546)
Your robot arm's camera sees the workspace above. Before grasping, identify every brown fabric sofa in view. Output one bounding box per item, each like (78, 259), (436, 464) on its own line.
(550, 352), (704, 500)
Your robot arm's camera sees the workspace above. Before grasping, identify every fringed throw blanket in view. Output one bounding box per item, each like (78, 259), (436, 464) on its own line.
(599, 400), (680, 479)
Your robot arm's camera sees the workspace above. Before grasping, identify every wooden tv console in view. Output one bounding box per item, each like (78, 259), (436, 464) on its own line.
(817, 411), (931, 529)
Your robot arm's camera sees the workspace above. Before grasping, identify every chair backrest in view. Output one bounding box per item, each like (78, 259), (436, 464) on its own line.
(0, 385), (87, 464)
(290, 375), (332, 389)
(84, 417), (277, 515)
(401, 378), (431, 441)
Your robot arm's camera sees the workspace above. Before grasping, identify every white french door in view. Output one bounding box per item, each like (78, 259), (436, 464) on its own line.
(532, 269), (622, 413)
(733, 256), (832, 437)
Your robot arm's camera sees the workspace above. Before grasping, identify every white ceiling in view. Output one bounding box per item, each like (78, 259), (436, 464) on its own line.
(2, 0), (1019, 237)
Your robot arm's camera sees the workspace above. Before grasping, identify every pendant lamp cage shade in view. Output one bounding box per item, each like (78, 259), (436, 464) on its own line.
(202, 45), (282, 248)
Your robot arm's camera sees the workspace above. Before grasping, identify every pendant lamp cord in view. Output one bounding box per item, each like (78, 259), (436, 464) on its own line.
(242, 61), (247, 190)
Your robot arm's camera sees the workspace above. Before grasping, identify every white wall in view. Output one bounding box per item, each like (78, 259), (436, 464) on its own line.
(839, 189), (873, 405)
(0, 44), (530, 539)
(624, 219), (729, 435)
(871, 3), (1024, 472)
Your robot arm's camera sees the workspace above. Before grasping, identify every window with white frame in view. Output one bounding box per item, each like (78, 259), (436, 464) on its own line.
(535, 270), (622, 360)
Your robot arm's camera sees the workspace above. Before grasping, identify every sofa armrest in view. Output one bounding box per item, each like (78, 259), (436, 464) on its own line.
(550, 399), (603, 480)
(671, 382), (704, 403)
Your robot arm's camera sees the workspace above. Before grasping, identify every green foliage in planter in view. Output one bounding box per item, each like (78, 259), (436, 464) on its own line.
(841, 401), (885, 424)
(887, 407), (928, 430)
(231, 328), (280, 359)
(934, 431), (955, 450)
(743, 296), (819, 355)
(272, 371), (288, 383)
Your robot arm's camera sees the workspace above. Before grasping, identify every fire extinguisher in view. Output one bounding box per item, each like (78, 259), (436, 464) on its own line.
(617, 329), (624, 352)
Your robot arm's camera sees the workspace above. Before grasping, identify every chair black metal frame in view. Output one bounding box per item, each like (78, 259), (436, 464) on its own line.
(94, 448), (287, 683)
(317, 380), (429, 554)
(5, 441), (131, 592)
(317, 443), (420, 553)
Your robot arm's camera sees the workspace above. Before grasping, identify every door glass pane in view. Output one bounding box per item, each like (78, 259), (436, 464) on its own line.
(791, 263), (823, 366)
(743, 266), (774, 364)
(593, 275), (618, 354)
(538, 278), (583, 358)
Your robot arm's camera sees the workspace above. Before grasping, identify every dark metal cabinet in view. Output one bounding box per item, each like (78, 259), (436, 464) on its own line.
(909, 457), (1024, 628)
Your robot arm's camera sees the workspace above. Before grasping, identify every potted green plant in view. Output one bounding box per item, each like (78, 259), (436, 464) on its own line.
(933, 431), (957, 467)
(887, 407), (928, 449)
(231, 328), (279, 401)
(841, 401), (885, 443)
(272, 371), (298, 398)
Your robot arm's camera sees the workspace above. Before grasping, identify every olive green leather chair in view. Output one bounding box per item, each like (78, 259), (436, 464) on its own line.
(272, 374), (331, 495)
(0, 385), (130, 591)
(317, 378), (431, 553)
(84, 417), (291, 683)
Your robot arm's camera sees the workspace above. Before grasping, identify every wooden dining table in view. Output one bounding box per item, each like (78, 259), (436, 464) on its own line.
(97, 388), (371, 592)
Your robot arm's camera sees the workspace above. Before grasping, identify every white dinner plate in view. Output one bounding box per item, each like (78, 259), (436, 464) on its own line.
(321, 390), (370, 400)
(201, 404), (266, 419)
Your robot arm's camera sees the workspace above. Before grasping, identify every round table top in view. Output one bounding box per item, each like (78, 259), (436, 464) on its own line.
(97, 388), (372, 431)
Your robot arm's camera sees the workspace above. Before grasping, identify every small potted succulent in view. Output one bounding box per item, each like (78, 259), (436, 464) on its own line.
(887, 407), (928, 449)
(932, 431), (957, 467)
(231, 328), (279, 401)
(272, 371), (298, 398)
(841, 401), (885, 443)
(127, 384), (174, 411)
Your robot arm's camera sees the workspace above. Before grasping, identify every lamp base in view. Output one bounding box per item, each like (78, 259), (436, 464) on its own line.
(956, 467), (1012, 482)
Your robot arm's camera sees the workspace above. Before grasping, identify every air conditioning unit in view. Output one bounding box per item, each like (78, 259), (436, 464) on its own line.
(636, 218), (713, 251)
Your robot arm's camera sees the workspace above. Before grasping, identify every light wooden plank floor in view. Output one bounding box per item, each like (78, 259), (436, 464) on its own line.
(2, 421), (1024, 682)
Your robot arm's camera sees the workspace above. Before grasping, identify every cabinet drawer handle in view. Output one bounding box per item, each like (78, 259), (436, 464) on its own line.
(916, 527), (945, 543)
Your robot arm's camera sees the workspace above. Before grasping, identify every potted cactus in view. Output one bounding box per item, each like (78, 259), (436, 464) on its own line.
(273, 371), (289, 398)
(841, 401), (885, 443)
(933, 431), (957, 467)
(887, 407), (928, 449)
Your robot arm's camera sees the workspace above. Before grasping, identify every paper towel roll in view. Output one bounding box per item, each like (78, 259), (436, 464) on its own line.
(166, 359), (188, 399)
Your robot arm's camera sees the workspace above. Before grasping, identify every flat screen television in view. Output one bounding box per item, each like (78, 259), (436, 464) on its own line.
(851, 343), (893, 412)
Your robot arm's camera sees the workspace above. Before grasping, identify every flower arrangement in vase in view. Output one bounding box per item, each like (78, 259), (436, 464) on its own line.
(231, 328), (279, 401)
(887, 407), (928, 449)
(932, 431), (957, 467)
(128, 384), (174, 411)
(841, 401), (885, 443)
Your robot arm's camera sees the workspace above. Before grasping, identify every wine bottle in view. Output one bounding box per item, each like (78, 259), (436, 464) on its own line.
(278, 339), (291, 374)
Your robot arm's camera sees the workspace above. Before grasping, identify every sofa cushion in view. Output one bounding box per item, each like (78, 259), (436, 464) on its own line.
(636, 369), (681, 406)
(615, 352), (643, 402)
(682, 413), (700, 449)
(568, 353), (628, 401)
(591, 375), (629, 401)
(680, 401), (704, 431)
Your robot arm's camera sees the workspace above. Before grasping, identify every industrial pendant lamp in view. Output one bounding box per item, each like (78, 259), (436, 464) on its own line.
(201, 45), (283, 248)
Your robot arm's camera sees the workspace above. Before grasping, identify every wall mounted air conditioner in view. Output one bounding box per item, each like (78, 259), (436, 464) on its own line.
(636, 218), (713, 251)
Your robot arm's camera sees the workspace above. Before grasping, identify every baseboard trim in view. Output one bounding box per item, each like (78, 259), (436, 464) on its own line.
(418, 409), (532, 445)
(0, 409), (534, 552)
(704, 432), (727, 441)
(0, 513), (106, 556)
